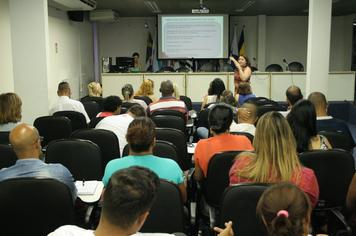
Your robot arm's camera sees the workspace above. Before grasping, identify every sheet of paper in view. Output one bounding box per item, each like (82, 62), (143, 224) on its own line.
(75, 181), (99, 195)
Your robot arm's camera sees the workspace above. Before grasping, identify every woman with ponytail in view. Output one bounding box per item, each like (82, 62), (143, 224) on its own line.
(121, 84), (147, 109)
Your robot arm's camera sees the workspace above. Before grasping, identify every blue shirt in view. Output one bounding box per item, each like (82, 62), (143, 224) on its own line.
(238, 94), (256, 106)
(0, 159), (77, 201)
(102, 155), (184, 186)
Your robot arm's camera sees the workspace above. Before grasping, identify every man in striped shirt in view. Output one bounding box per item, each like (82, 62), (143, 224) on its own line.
(147, 80), (188, 121)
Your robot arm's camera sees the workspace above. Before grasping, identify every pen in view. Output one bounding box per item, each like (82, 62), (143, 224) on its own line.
(82, 179), (85, 187)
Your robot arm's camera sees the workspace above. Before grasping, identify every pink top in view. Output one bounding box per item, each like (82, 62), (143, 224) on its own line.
(229, 155), (319, 207)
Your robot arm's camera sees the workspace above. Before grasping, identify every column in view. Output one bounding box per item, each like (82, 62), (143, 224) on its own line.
(257, 15), (266, 72)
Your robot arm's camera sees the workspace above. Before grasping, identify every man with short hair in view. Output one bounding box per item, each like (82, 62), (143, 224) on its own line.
(49, 82), (90, 123)
(230, 102), (257, 136)
(95, 104), (146, 156)
(49, 166), (168, 236)
(147, 80), (188, 121)
(0, 124), (77, 201)
(280, 85), (303, 117)
(308, 91), (353, 137)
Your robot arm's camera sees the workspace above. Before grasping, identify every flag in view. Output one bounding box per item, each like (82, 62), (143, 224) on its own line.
(230, 24), (238, 56)
(238, 28), (246, 56)
(145, 31), (153, 71)
(152, 32), (159, 72)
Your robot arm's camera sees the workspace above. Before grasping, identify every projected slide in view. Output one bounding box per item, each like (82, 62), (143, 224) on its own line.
(158, 15), (229, 59)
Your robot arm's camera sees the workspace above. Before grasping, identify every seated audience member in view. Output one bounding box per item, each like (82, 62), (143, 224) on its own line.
(280, 85), (303, 117)
(49, 166), (170, 236)
(287, 99), (332, 153)
(0, 92), (22, 131)
(173, 83), (180, 100)
(96, 105), (146, 156)
(194, 104), (254, 181)
(147, 80), (188, 121)
(102, 117), (186, 202)
(230, 102), (257, 136)
(229, 112), (319, 206)
(96, 96), (122, 118)
(121, 84), (147, 109)
(49, 81), (90, 123)
(201, 78), (226, 110)
(235, 82), (256, 106)
(135, 78), (157, 102)
(81, 82), (104, 108)
(215, 183), (313, 236)
(0, 124), (77, 201)
(308, 91), (354, 136)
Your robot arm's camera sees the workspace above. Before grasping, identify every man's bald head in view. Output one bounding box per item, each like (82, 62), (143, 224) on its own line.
(308, 91), (327, 116)
(159, 80), (174, 97)
(9, 124), (41, 159)
(238, 102), (257, 124)
(286, 85), (303, 107)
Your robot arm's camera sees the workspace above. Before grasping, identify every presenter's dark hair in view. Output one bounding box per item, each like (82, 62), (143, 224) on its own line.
(103, 166), (160, 229)
(239, 55), (251, 68)
(126, 117), (155, 152)
(208, 103), (233, 134)
(132, 52), (140, 57)
(103, 96), (122, 112)
(208, 78), (226, 100)
(287, 99), (317, 153)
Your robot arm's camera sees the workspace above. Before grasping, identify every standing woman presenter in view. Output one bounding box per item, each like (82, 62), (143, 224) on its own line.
(230, 55), (252, 95)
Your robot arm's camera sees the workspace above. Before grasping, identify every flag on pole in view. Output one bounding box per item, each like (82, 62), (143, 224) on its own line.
(145, 31), (153, 71)
(151, 32), (159, 72)
(230, 24), (238, 56)
(238, 27), (246, 56)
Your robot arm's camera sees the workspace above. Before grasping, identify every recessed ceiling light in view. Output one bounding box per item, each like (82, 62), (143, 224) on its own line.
(235, 0), (255, 12)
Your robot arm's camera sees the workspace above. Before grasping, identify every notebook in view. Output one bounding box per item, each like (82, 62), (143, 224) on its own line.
(75, 181), (99, 195)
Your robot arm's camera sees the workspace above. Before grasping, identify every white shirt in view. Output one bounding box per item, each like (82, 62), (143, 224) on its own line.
(49, 96), (90, 123)
(230, 122), (256, 136)
(95, 113), (134, 156)
(48, 225), (174, 236)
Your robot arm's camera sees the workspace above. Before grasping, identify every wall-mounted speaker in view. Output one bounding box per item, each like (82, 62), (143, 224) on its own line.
(67, 11), (84, 22)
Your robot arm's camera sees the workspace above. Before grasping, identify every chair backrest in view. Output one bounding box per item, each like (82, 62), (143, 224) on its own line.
(196, 108), (211, 129)
(0, 144), (17, 169)
(34, 116), (72, 147)
(0, 178), (75, 236)
(81, 101), (100, 119)
(88, 116), (105, 128)
(231, 131), (254, 143)
(245, 97), (283, 118)
(158, 66), (175, 72)
(155, 128), (190, 171)
(151, 109), (186, 122)
(265, 64), (283, 72)
(220, 183), (269, 236)
(288, 61), (304, 72)
(134, 96), (152, 105)
(204, 151), (242, 208)
(45, 139), (102, 180)
(319, 130), (355, 152)
(71, 128), (120, 172)
(0, 131), (10, 145)
(140, 180), (185, 233)
(122, 140), (180, 165)
(180, 95), (193, 111)
(151, 115), (186, 135)
(53, 111), (87, 131)
(299, 149), (355, 209)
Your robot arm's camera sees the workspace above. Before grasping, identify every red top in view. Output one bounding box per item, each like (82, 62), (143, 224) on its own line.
(194, 133), (253, 177)
(229, 155), (319, 207)
(96, 112), (114, 118)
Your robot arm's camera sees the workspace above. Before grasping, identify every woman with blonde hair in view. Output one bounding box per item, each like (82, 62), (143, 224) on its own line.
(135, 79), (157, 102)
(0, 93), (22, 131)
(81, 82), (104, 108)
(229, 111), (319, 207)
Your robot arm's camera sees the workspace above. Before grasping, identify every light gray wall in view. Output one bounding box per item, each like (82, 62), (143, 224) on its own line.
(98, 15), (356, 72)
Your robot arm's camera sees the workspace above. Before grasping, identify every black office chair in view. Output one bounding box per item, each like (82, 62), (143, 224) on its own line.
(134, 96), (152, 105)
(45, 139), (102, 180)
(34, 115), (72, 147)
(220, 183), (269, 236)
(53, 111), (87, 131)
(88, 116), (105, 128)
(0, 178), (75, 236)
(245, 97), (283, 119)
(158, 66), (175, 72)
(319, 130), (355, 152)
(71, 128), (120, 172)
(151, 115), (187, 137)
(156, 128), (190, 171)
(0, 144), (17, 169)
(122, 140), (179, 165)
(82, 101), (100, 119)
(141, 180), (185, 233)
(231, 131), (254, 143)
(122, 102), (138, 110)
(299, 149), (354, 235)
(203, 151), (242, 209)
(288, 61), (304, 72)
(265, 64), (283, 72)
(0, 131), (10, 145)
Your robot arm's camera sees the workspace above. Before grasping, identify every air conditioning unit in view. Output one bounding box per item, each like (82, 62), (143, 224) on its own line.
(49, 0), (96, 11)
(89, 10), (119, 22)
